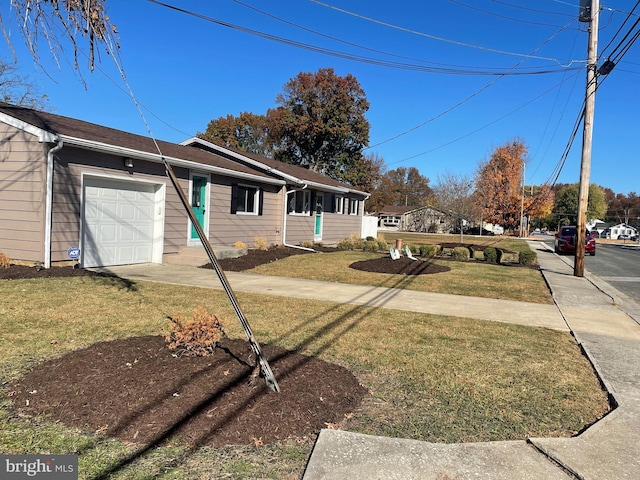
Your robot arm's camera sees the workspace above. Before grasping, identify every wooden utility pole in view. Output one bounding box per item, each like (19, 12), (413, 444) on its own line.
(575, 0), (599, 277)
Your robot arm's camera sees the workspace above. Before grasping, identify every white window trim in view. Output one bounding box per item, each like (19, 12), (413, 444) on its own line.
(235, 183), (260, 216)
(334, 195), (344, 214)
(349, 198), (359, 215)
(289, 190), (311, 216)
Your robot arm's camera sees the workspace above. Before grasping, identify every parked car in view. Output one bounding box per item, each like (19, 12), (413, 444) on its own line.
(554, 226), (596, 256)
(618, 234), (638, 241)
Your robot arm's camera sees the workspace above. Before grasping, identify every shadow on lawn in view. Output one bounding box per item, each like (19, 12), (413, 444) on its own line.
(79, 257), (427, 478)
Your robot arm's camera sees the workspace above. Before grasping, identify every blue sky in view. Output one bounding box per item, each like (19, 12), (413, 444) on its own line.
(2, 0), (639, 194)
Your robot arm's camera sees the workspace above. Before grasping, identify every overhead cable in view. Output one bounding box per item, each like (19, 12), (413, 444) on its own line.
(369, 18), (577, 149)
(149, 0), (579, 75)
(311, 0), (585, 67)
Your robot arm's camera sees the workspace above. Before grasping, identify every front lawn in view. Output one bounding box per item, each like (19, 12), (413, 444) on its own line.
(0, 275), (608, 479)
(250, 250), (553, 304)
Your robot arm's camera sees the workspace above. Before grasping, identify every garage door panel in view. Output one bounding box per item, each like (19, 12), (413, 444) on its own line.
(83, 178), (160, 268)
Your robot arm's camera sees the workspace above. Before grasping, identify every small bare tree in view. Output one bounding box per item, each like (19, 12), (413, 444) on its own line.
(0, 58), (48, 108)
(433, 172), (478, 243)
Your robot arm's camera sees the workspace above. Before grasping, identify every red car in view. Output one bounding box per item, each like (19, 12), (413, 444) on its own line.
(554, 226), (596, 255)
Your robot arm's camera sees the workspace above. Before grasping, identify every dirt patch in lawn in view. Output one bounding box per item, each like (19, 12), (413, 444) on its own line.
(8, 336), (368, 448)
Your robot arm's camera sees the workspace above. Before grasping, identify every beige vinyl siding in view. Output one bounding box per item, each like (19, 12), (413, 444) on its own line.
(321, 194), (366, 244)
(208, 175), (282, 247)
(321, 212), (362, 244)
(48, 147), (183, 262)
(0, 124), (47, 262)
(285, 215), (314, 245)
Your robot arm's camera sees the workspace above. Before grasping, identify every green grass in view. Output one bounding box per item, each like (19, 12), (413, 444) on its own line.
(0, 275), (609, 479)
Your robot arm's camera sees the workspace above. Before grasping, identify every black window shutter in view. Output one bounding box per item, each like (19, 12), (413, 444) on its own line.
(310, 191), (316, 216)
(331, 194), (336, 213)
(258, 188), (264, 216)
(230, 184), (238, 214)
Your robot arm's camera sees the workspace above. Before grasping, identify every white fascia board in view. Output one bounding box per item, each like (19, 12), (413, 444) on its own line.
(0, 112), (58, 142)
(304, 181), (370, 197)
(303, 180), (349, 194)
(59, 135), (285, 186)
(181, 137), (305, 185)
(182, 137), (370, 196)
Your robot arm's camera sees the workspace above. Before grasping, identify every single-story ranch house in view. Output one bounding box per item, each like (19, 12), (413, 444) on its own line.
(0, 103), (369, 268)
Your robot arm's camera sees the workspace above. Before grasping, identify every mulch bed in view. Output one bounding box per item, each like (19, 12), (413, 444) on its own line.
(0, 264), (111, 280)
(350, 257), (451, 275)
(8, 336), (367, 447)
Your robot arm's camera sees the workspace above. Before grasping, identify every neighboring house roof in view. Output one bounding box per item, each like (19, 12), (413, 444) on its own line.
(377, 205), (418, 216)
(0, 103), (367, 194)
(607, 223), (638, 230)
(402, 205), (448, 216)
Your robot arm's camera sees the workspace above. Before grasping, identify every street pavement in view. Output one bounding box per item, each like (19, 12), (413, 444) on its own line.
(96, 239), (640, 479)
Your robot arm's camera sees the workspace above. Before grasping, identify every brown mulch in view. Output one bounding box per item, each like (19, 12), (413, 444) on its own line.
(0, 264), (112, 280)
(350, 256), (451, 275)
(8, 336), (368, 448)
(207, 246), (337, 271)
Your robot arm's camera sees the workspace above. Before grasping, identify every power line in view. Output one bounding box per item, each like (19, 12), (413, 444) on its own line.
(383, 71), (581, 167)
(149, 0), (580, 76)
(449, 0), (581, 28)
(233, 0), (565, 73)
(488, 0), (576, 18)
(311, 0), (585, 66)
(368, 18), (577, 149)
(600, 0), (640, 57)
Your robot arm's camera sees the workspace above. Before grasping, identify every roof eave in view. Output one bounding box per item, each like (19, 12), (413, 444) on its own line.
(0, 111), (57, 142)
(59, 135), (285, 186)
(181, 137), (305, 186)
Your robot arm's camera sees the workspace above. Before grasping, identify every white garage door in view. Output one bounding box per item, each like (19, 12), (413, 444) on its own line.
(83, 178), (160, 268)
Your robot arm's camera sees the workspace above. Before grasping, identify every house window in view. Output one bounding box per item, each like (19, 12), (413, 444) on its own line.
(231, 184), (262, 215)
(288, 190), (311, 215)
(334, 195), (344, 214)
(349, 198), (359, 215)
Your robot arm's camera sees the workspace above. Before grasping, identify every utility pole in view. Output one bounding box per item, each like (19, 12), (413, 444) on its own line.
(574, 0), (599, 277)
(519, 161), (525, 238)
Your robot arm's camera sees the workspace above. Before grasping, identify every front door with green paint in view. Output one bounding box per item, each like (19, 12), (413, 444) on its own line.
(191, 175), (207, 240)
(314, 194), (324, 242)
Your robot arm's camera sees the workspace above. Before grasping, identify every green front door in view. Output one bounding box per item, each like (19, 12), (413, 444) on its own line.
(314, 194), (323, 241)
(190, 175), (207, 240)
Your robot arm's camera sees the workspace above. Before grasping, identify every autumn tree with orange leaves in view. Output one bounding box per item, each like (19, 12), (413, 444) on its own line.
(475, 140), (553, 229)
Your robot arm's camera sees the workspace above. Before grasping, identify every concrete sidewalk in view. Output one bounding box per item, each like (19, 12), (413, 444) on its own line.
(96, 241), (640, 479)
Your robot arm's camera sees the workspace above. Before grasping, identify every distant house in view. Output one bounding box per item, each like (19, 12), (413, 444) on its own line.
(375, 205), (450, 233)
(399, 206), (449, 233)
(376, 205), (416, 230)
(603, 223), (638, 240)
(587, 219), (609, 238)
(0, 102), (369, 268)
